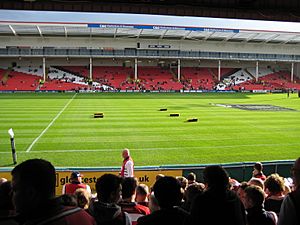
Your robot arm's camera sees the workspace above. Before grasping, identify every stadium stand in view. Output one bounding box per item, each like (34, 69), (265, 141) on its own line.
(0, 69), (39, 91)
(181, 67), (216, 90)
(1, 65), (299, 92)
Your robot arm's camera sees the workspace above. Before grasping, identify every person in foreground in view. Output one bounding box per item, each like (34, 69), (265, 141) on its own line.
(242, 185), (277, 225)
(137, 176), (189, 225)
(278, 157), (300, 225)
(11, 158), (96, 225)
(189, 165), (246, 225)
(88, 173), (131, 225)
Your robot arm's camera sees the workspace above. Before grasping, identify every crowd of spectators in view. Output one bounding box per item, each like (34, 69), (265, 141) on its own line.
(0, 158), (300, 225)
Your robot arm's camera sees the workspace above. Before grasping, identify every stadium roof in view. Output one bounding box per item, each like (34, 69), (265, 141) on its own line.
(0, 10), (300, 44)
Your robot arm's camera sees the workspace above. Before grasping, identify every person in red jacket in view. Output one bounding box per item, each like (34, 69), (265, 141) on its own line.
(252, 162), (266, 181)
(10, 158), (96, 225)
(62, 171), (91, 195)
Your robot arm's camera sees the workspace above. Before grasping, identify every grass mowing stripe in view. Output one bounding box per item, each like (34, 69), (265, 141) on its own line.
(1, 142), (300, 154)
(25, 93), (77, 153)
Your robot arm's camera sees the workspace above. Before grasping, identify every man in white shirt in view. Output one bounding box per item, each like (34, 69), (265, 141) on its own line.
(120, 148), (134, 178)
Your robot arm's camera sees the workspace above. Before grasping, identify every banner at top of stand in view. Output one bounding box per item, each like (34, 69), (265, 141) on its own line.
(87, 23), (239, 33)
(0, 10), (300, 34)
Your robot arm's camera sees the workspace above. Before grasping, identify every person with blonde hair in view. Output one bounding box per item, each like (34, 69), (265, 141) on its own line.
(264, 173), (285, 216)
(74, 188), (91, 209)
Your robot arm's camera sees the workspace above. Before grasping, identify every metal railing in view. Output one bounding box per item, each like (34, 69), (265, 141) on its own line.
(0, 48), (299, 62)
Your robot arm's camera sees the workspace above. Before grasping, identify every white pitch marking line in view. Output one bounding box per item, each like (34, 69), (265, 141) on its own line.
(26, 93), (77, 153)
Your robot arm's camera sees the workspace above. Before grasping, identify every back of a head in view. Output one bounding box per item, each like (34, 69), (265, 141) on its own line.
(264, 173), (285, 195)
(203, 165), (229, 191)
(96, 174), (122, 203)
(122, 177), (138, 200)
(153, 176), (183, 209)
(254, 162), (263, 172)
(11, 158), (56, 199)
(58, 194), (78, 207)
(74, 188), (91, 209)
(70, 171), (82, 182)
(155, 174), (165, 181)
(136, 184), (149, 200)
(176, 176), (188, 190)
(0, 181), (14, 210)
(248, 178), (265, 190)
(185, 183), (204, 203)
(244, 185), (265, 208)
(187, 172), (196, 183)
(293, 157), (300, 188)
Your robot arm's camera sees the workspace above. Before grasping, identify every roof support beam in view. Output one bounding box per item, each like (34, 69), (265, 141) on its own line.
(114, 28), (118, 38)
(222, 32), (237, 42)
(136, 29), (143, 39)
(37, 25), (43, 37)
(9, 25), (17, 36)
(282, 35), (299, 44)
(264, 34), (280, 43)
(181, 30), (192, 40)
(160, 30), (168, 39)
(243, 33), (259, 42)
(203, 32), (215, 40)
(64, 26), (68, 38)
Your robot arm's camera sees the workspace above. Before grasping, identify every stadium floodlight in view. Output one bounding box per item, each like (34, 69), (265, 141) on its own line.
(8, 128), (17, 165)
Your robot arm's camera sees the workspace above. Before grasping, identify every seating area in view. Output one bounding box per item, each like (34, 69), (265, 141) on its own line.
(0, 66), (90, 91)
(62, 66), (184, 91)
(180, 67), (216, 90)
(0, 68), (40, 91)
(231, 71), (300, 91)
(137, 67), (183, 91)
(0, 65), (299, 92)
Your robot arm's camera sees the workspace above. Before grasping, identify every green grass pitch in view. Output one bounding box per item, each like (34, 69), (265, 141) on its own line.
(0, 92), (300, 167)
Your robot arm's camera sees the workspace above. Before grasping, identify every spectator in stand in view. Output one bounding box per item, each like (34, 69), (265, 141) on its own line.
(278, 157), (300, 225)
(189, 165), (246, 225)
(135, 184), (150, 207)
(0, 180), (15, 217)
(0, 178), (7, 185)
(119, 177), (150, 225)
(75, 188), (91, 210)
(155, 174), (165, 181)
(120, 148), (134, 178)
(187, 172), (197, 185)
(248, 177), (265, 190)
(230, 178), (241, 192)
(58, 194), (78, 207)
(253, 162), (267, 181)
(148, 192), (160, 213)
(176, 176), (188, 191)
(137, 176), (188, 225)
(264, 173), (285, 216)
(242, 185), (277, 225)
(237, 182), (249, 203)
(181, 182), (204, 212)
(10, 158), (96, 225)
(62, 171), (91, 195)
(88, 174), (131, 225)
